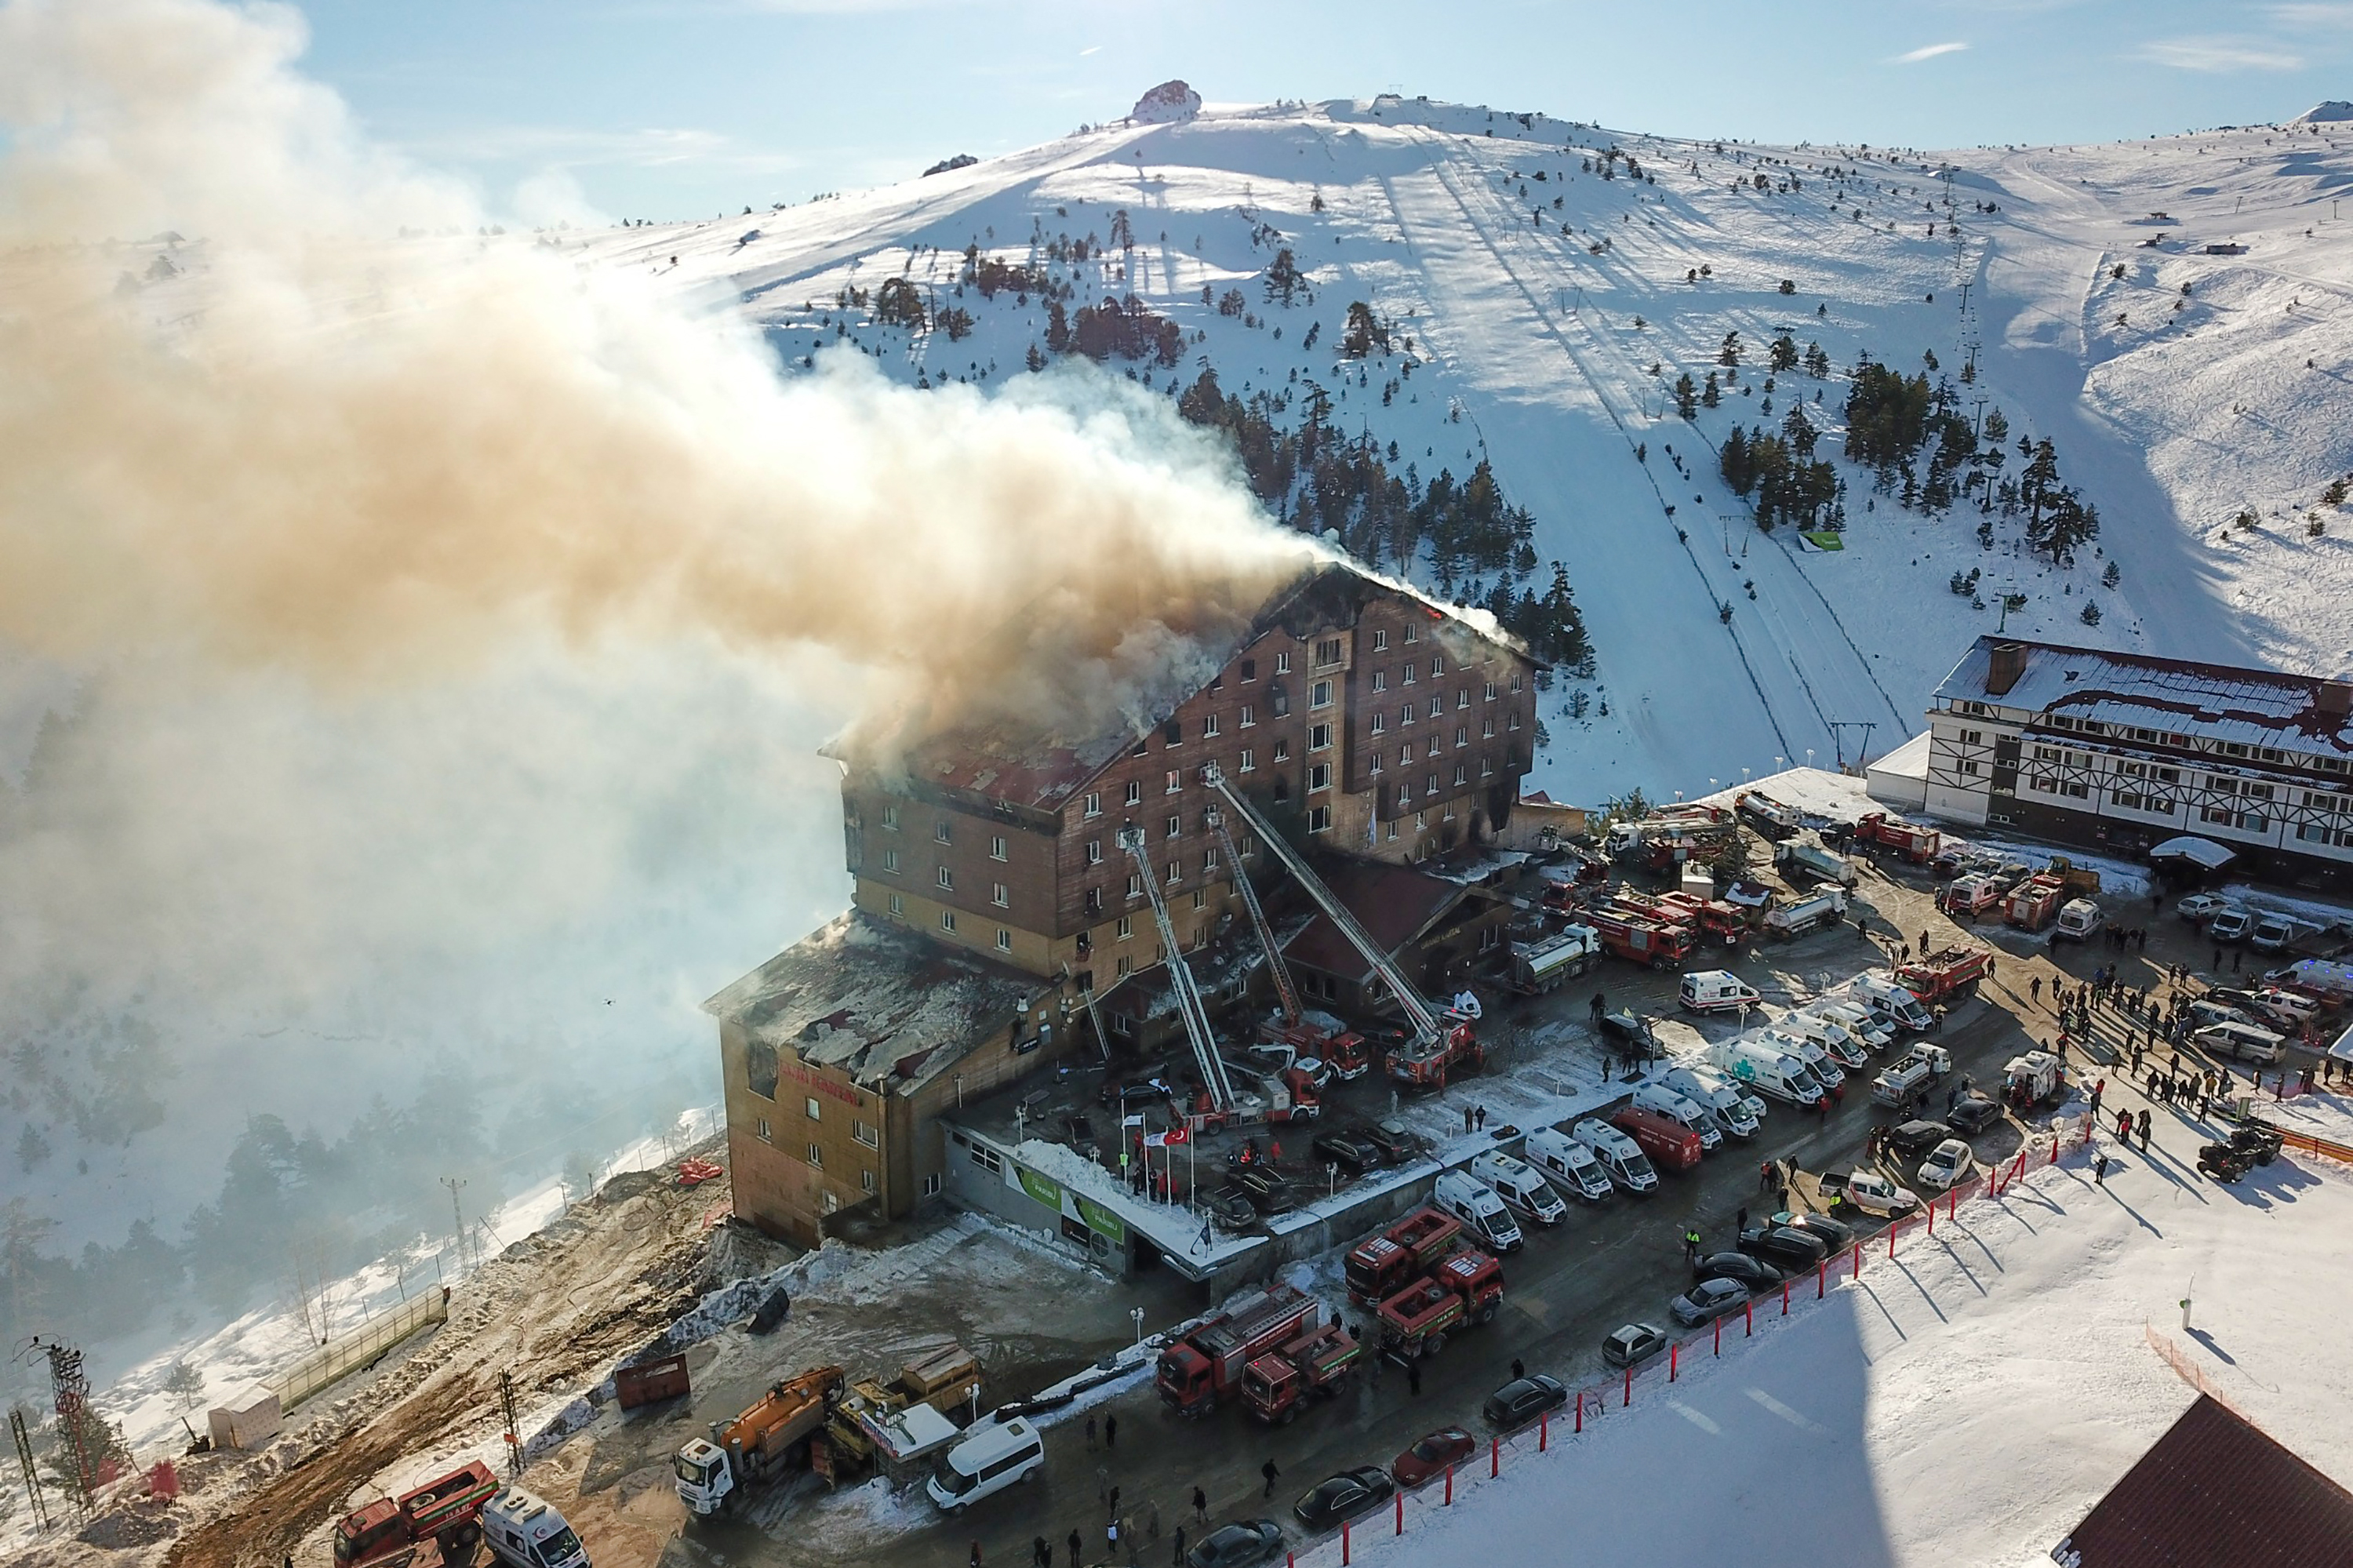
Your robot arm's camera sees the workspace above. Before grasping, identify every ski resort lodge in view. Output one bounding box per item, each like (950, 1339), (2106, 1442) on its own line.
(709, 562), (1544, 1247)
(1920, 636), (2353, 892)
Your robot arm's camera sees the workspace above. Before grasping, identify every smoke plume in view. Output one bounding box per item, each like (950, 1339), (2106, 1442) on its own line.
(0, 0), (1311, 1320)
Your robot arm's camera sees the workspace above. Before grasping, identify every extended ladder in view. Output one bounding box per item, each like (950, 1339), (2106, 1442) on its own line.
(1118, 827), (1238, 1111)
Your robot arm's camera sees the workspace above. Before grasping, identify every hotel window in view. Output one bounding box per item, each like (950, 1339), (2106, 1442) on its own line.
(1403, 623), (1418, 642)
(1372, 629), (1389, 652)
(1166, 813), (1182, 839)
(1402, 663), (1417, 685)
(1426, 773), (1439, 796)
(995, 928), (1012, 952)
(887, 893), (904, 917)
(1308, 763), (1331, 792)
(1457, 689), (1471, 710)
(1126, 873), (1143, 898)
(1958, 729), (1984, 746)
(1239, 704), (1256, 728)
(1202, 713), (1220, 737)
(1311, 722), (1333, 751)
(1273, 739), (1290, 762)
(990, 835), (1007, 861)
(1117, 915), (1133, 939)
(1427, 697), (1443, 719)
(1311, 680), (1333, 709)
(1084, 791), (1102, 818)
(1397, 784), (1412, 809)
(1508, 672), (1523, 693)
(1115, 956), (1132, 977)
(1481, 759), (1493, 778)
(934, 820), (952, 844)
(1453, 764), (1468, 788)
(991, 882), (1009, 908)
(1482, 717), (1496, 738)
(1484, 681), (1498, 701)
(1191, 890), (1206, 911)
(1307, 805), (1332, 833)
(860, 1169), (877, 1195)
(922, 1173), (943, 1198)
(1275, 651), (1292, 674)
(881, 847), (900, 874)
(1241, 658), (1257, 682)
(940, 910), (957, 933)
(807, 1144), (823, 1170)
(1315, 638), (1344, 667)
(1398, 745), (1411, 767)
(1456, 726), (1469, 748)
(1084, 887), (1102, 914)
(853, 1119), (878, 1148)
(1126, 780), (1143, 806)
(1427, 736), (1442, 758)
(757, 1118), (771, 1142)
(1162, 719), (1182, 746)
(1166, 769), (1182, 794)
(1238, 748), (1257, 773)
(936, 866), (954, 890)
(1431, 655), (1446, 676)
(1401, 703), (1415, 726)
(881, 804), (900, 831)
(1202, 849), (1219, 874)
(969, 1142), (1002, 1174)
(805, 1097), (822, 1120)
(1508, 711), (1522, 731)
(1166, 858), (1182, 884)
(1086, 839), (1103, 865)
(1371, 713), (1387, 737)
(1372, 670), (1387, 693)
(1369, 751), (1384, 774)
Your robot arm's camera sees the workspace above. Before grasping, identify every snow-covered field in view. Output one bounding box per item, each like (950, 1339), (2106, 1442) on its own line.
(1286, 1092), (2353, 1568)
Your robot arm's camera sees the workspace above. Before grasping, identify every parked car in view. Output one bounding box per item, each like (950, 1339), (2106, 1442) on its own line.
(1311, 1130), (1384, 1173)
(1693, 1251), (1785, 1291)
(1100, 1074), (1178, 1110)
(1357, 1122), (1418, 1164)
(2249, 914), (2300, 953)
(1187, 1520), (1286, 1568)
(2195, 1020), (2288, 1065)
(2176, 893), (2230, 925)
(1599, 1009), (1659, 1060)
(1886, 1119), (1955, 1161)
(1228, 1169), (1296, 1217)
(1738, 1224), (1829, 1272)
(2250, 988), (2322, 1029)
(1915, 1139), (1975, 1191)
(1777, 1211), (1855, 1252)
(1601, 1322), (1668, 1369)
(1669, 1277), (1751, 1327)
(1947, 1093), (2002, 1134)
(1202, 1188), (1259, 1228)
(1482, 1374), (1569, 1430)
(2184, 998), (2255, 1032)
(1390, 1428), (1477, 1489)
(1291, 1468), (1395, 1532)
(2207, 908), (2254, 944)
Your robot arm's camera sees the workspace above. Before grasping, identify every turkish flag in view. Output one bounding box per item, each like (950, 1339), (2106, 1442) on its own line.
(1161, 1126), (1191, 1146)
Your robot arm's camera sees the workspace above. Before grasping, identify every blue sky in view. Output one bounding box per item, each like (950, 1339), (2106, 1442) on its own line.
(295, 0), (2353, 220)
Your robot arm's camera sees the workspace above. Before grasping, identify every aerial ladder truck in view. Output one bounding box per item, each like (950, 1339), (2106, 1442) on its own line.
(1200, 766), (1480, 1090)
(1117, 827), (1241, 1115)
(1206, 799), (1371, 1080)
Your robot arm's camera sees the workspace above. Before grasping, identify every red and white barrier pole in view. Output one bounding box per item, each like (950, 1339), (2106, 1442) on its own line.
(1888, 1219), (1897, 1259)
(1782, 1278), (1791, 1315)
(1574, 1391), (1583, 1433)
(1342, 1520), (1351, 1566)
(1623, 1366), (1631, 1406)
(1817, 1258), (1826, 1298)
(1714, 1317), (1722, 1356)
(1395, 1491), (1403, 1536)
(1670, 1341), (1679, 1381)
(1926, 1199), (1934, 1237)
(1489, 1438), (1498, 1478)
(1852, 1239), (1863, 1278)
(1540, 1410), (1548, 1452)
(1947, 1188), (1958, 1222)
(1744, 1299), (1753, 1337)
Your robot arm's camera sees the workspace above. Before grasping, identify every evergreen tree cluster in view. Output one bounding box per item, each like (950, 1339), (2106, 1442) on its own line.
(1048, 294), (1185, 366)
(1718, 418), (1841, 531)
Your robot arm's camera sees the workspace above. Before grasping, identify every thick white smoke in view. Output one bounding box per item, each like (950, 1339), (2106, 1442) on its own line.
(0, 0), (1312, 1284)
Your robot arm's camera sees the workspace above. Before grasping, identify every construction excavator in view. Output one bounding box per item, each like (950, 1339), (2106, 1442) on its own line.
(673, 1365), (845, 1516)
(1201, 766), (1480, 1091)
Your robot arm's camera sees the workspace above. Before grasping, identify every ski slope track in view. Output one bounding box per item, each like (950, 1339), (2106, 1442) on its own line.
(581, 100), (2353, 799)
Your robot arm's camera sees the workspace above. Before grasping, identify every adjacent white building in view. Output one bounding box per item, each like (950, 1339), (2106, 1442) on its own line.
(1923, 637), (2353, 891)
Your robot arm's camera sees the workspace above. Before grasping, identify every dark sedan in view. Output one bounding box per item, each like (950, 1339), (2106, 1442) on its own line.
(1390, 1427), (1477, 1488)
(1692, 1251), (1784, 1292)
(1887, 1119), (1954, 1160)
(1739, 1224), (1830, 1273)
(1311, 1130), (1385, 1173)
(1291, 1468), (1395, 1532)
(1482, 1374), (1569, 1430)
(1947, 1093), (2002, 1134)
(1777, 1211), (1855, 1252)
(1669, 1276), (1749, 1327)
(1187, 1520), (1285, 1568)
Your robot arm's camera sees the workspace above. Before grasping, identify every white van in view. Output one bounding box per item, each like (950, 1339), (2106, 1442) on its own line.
(1469, 1151), (1569, 1227)
(1760, 1028), (1845, 1088)
(482, 1490), (591, 1568)
(1569, 1118), (1658, 1195)
(1848, 973), (1933, 1033)
(1678, 969), (1762, 1014)
(2053, 898), (2104, 944)
(1434, 1170), (1525, 1251)
(1809, 999), (1893, 1053)
(2194, 1020), (2287, 1066)
(1661, 1065), (1762, 1139)
(927, 1417), (1045, 1512)
(1523, 1126), (1613, 1202)
(1707, 1038), (1824, 1105)
(1631, 1083), (1722, 1151)
(1780, 1012), (1873, 1071)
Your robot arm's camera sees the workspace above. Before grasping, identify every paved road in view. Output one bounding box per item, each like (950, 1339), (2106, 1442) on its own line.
(715, 854), (2151, 1568)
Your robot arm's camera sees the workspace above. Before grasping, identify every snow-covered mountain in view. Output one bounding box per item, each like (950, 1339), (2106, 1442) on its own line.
(575, 95), (2353, 799)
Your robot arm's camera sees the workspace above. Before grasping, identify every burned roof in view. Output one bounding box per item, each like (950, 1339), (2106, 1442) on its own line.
(882, 558), (1537, 812)
(1936, 635), (2353, 761)
(704, 914), (1039, 1092)
(2060, 1395), (2353, 1568)
(1282, 858), (1490, 984)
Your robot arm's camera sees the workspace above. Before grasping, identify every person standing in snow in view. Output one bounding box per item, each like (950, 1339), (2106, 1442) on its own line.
(2094, 1152), (2110, 1185)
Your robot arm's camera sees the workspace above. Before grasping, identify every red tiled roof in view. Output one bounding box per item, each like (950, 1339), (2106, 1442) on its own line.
(1280, 860), (1476, 984)
(2062, 1395), (2353, 1568)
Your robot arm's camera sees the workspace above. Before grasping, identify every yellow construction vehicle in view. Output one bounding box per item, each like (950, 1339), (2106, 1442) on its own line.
(672, 1365), (845, 1515)
(811, 1344), (981, 1485)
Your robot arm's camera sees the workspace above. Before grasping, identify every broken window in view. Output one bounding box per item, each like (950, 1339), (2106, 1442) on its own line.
(1240, 658), (1257, 682)
(1315, 638), (1344, 667)
(1270, 682), (1290, 718)
(1162, 719), (1182, 745)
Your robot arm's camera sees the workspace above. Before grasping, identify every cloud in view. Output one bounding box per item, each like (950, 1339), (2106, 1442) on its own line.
(1893, 42), (1969, 64)
(2133, 35), (2304, 71)
(2268, 2), (2353, 27)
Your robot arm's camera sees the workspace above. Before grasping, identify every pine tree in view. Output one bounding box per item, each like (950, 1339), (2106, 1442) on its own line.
(1718, 331), (1743, 368)
(1701, 371), (1721, 409)
(1675, 373), (1698, 420)
(1263, 247), (1306, 306)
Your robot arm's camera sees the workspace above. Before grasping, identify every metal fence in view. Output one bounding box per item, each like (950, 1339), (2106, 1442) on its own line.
(271, 1286), (449, 1411)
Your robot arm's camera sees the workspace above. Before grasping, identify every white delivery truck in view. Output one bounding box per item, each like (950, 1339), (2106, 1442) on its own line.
(1469, 1151), (1569, 1226)
(1524, 1126), (1613, 1201)
(1631, 1082), (1723, 1151)
(1569, 1119), (1659, 1195)
(1678, 969), (1762, 1014)
(1707, 1037), (1825, 1105)
(1434, 1170), (1525, 1252)
(927, 1419), (1046, 1512)
(1661, 1064), (1762, 1139)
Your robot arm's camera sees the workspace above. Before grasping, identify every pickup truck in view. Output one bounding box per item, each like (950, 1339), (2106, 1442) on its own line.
(1871, 1043), (1952, 1108)
(1817, 1169), (1922, 1218)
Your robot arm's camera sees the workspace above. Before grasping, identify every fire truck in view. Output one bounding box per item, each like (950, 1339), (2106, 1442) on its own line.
(1202, 766), (1481, 1093)
(2003, 873), (2066, 931)
(1239, 1322), (1362, 1424)
(1584, 908), (1694, 970)
(1155, 1284), (1325, 1417)
(334, 1463), (503, 1568)
(1373, 1250), (1505, 1360)
(1853, 812), (1941, 864)
(1893, 946), (1993, 1005)
(1344, 1206), (1467, 1305)
(1657, 890), (1752, 945)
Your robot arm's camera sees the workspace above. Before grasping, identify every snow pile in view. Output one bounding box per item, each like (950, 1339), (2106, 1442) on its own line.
(657, 1239), (852, 1351)
(2292, 101), (2353, 123)
(1289, 1097), (2353, 1568)
(1129, 80), (1202, 123)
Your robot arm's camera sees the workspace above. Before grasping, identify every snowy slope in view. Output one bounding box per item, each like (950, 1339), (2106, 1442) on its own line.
(563, 100), (2353, 799)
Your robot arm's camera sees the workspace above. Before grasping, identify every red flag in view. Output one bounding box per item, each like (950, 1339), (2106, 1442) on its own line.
(1162, 1126), (1190, 1145)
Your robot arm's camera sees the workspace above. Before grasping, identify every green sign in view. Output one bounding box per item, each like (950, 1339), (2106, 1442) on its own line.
(1075, 1195), (1128, 1245)
(1013, 1165), (1063, 1213)
(1800, 531), (1846, 551)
